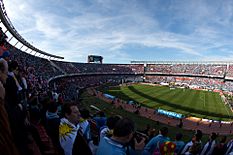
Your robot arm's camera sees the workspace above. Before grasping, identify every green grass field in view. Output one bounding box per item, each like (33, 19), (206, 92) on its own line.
(103, 84), (233, 121)
(78, 90), (233, 142)
(78, 90), (205, 142)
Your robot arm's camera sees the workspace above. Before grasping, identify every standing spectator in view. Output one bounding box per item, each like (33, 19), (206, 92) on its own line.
(0, 58), (19, 155)
(18, 69), (28, 107)
(45, 102), (61, 151)
(5, 61), (22, 107)
(99, 115), (121, 140)
(59, 103), (81, 155)
(0, 50), (10, 62)
(96, 118), (145, 155)
(79, 108), (92, 142)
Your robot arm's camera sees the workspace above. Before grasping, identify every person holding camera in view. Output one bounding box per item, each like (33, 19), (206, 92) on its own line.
(96, 117), (145, 155)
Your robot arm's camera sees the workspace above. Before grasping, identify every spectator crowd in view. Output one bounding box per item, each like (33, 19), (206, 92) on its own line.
(1, 27), (233, 155)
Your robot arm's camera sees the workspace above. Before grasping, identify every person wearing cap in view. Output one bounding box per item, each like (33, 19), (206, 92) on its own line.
(0, 45), (10, 61)
(0, 50), (10, 61)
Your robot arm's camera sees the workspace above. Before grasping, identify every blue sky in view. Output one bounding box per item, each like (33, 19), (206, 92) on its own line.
(3, 0), (233, 63)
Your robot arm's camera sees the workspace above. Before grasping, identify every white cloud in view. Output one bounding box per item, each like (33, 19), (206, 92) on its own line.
(3, 0), (233, 63)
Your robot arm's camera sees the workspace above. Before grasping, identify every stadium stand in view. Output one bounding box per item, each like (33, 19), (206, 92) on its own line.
(2, 39), (233, 154)
(1, 3), (233, 153)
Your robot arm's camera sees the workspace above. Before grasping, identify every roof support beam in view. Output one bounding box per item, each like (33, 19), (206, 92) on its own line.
(0, 3), (64, 59)
(14, 41), (18, 46)
(19, 45), (24, 50)
(24, 47), (29, 52)
(8, 36), (13, 42)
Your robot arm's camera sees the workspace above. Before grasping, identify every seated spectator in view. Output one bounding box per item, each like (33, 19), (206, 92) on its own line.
(173, 133), (185, 154)
(225, 139), (233, 155)
(143, 127), (170, 155)
(212, 136), (227, 155)
(96, 117), (145, 155)
(59, 103), (81, 155)
(200, 132), (217, 155)
(180, 130), (202, 155)
(142, 124), (151, 136)
(147, 128), (157, 142)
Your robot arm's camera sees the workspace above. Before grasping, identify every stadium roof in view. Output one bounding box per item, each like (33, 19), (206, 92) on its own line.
(131, 61), (233, 65)
(0, 1), (64, 59)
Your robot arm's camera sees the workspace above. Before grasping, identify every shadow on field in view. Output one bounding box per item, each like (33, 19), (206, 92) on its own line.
(128, 86), (233, 119)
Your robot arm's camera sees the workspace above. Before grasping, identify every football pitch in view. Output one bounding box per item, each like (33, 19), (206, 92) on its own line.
(104, 84), (233, 120)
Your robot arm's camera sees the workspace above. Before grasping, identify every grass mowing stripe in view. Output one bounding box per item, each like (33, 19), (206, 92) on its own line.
(104, 84), (233, 120)
(168, 89), (190, 112)
(212, 93), (222, 114)
(189, 89), (200, 111)
(80, 90), (233, 142)
(205, 92), (212, 113)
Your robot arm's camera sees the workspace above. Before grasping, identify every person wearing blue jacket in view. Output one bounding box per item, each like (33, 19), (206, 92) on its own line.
(96, 117), (145, 155)
(143, 127), (170, 155)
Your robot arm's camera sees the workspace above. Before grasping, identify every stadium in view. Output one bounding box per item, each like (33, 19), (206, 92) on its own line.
(0, 0), (233, 155)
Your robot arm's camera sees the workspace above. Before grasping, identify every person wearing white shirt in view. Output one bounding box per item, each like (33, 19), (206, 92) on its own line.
(59, 103), (81, 155)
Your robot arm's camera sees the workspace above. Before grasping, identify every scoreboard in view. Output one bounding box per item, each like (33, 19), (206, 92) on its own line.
(88, 55), (103, 64)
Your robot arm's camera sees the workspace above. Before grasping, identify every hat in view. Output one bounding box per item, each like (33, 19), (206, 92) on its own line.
(1, 51), (10, 58)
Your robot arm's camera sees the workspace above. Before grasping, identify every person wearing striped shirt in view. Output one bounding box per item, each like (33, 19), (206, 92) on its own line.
(199, 132), (217, 155)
